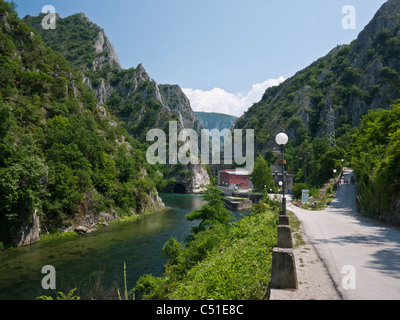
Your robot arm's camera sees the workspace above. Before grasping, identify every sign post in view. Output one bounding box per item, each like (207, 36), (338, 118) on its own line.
(302, 189), (310, 203)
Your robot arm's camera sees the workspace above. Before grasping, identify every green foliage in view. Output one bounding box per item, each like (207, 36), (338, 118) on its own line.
(118, 262), (135, 300)
(37, 288), (80, 300)
(249, 155), (274, 191)
(23, 13), (102, 73)
(0, 101), (47, 243)
(292, 183), (310, 200)
(135, 201), (279, 300)
(0, 1), (162, 245)
(350, 103), (400, 219)
(163, 237), (184, 266)
(185, 185), (233, 234)
(341, 67), (362, 86)
(380, 67), (400, 89)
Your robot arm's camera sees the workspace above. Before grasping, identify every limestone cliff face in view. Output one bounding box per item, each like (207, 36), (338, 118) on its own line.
(189, 164), (211, 193)
(24, 12), (203, 140)
(93, 29), (121, 71)
(13, 210), (40, 246)
(164, 163), (210, 194)
(94, 64), (203, 139)
(158, 84), (203, 133)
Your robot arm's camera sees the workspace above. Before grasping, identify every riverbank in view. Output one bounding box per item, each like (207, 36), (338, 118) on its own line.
(38, 209), (162, 243)
(0, 194), (207, 300)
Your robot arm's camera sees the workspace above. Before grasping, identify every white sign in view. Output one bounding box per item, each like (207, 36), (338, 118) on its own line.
(302, 189), (310, 203)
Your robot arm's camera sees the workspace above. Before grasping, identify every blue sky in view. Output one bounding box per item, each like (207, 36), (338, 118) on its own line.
(12, 0), (387, 116)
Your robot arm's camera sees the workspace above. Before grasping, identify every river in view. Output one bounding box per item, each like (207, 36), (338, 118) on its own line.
(0, 193), (251, 300)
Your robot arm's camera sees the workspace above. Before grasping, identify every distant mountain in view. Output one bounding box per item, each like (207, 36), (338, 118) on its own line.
(195, 112), (237, 131)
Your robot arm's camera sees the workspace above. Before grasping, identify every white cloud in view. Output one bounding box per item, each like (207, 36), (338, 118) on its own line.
(182, 77), (285, 117)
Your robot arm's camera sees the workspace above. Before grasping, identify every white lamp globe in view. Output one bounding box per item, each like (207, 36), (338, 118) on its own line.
(276, 133), (289, 146)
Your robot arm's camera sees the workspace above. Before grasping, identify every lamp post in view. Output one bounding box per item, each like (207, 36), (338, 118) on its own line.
(341, 159), (344, 176)
(276, 133), (289, 216)
(271, 133), (298, 290)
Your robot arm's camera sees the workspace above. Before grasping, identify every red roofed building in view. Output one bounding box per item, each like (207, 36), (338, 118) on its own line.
(219, 169), (251, 189)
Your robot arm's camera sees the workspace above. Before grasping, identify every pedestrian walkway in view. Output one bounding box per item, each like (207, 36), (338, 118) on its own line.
(285, 169), (400, 300)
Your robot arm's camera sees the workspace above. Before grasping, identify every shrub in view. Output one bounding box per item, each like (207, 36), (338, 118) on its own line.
(292, 183), (310, 200)
(135, 207), (278, 300)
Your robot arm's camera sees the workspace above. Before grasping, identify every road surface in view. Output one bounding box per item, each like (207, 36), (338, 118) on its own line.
(287, 169), (400, 300)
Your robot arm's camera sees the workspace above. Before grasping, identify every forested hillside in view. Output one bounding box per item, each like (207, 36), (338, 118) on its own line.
(23, 11), (209, 193)
(0, 1), (165, 248)
(234, 0), (400, 220)
(23, 13), (202, 142)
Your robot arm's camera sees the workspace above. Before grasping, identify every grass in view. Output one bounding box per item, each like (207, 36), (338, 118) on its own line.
(40, 230), (79, 242)
(287, 210), (305, 248)
(37, 208), (164, 244)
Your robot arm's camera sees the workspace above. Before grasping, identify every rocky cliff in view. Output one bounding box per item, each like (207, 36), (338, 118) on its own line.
(0, 1), (167, 247)
(23, 12), (209, 193)
(23, 13), (202, 140)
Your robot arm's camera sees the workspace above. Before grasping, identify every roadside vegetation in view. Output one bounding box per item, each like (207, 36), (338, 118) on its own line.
(291, 179), (338, 210)
(134, 185), (280, 300)
(350, 103), (400, 222)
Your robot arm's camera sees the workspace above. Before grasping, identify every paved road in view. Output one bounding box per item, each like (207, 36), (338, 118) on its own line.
(287, 169), (400, 300)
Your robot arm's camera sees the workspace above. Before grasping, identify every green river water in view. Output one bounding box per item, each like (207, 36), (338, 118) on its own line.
(0, 193), (250, 300)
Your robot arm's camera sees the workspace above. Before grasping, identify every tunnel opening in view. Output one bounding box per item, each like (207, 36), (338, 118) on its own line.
(173, 183), (186, 194)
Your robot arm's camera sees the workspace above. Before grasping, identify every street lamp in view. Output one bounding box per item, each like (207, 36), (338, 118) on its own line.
(341, 159), (344, 175)
(276, 133), (289, 215)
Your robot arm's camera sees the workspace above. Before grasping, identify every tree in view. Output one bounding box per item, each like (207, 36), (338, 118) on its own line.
(0, 135), (46, 245)
(351, 103), (400, 219)
(249, 156), (274, 191)
(186, 185), (232, 234)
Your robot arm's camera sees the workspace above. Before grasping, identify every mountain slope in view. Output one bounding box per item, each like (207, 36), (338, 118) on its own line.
(236, 0), (400, 141)
(0, 1), (165, 247)
(234, 0), (400, 178)
(23, 12), (209, 193)
(23, 13), (202, 140)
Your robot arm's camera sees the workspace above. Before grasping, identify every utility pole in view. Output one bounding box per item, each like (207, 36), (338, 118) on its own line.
(326, 106), (336, 147)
